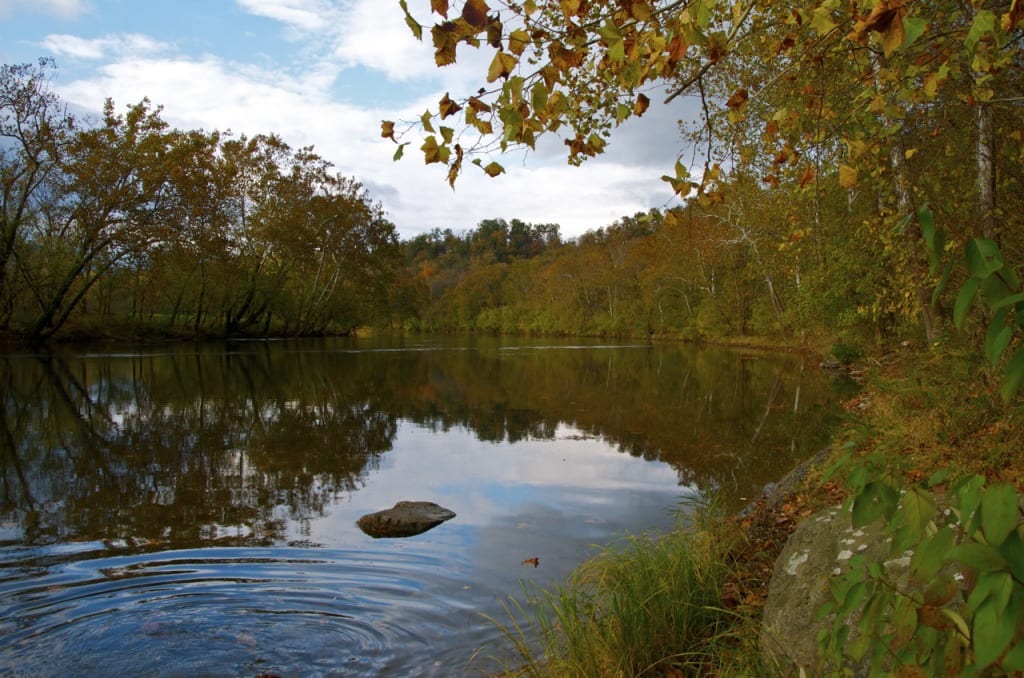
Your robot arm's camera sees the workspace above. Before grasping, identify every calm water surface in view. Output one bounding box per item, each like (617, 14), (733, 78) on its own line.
(0, 336), (851, 676)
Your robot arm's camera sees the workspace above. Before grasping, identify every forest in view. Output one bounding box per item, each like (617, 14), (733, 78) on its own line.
(1, 60), (400, 341)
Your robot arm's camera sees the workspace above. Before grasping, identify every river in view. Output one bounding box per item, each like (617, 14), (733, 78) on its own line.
(0, 336), (852, 676)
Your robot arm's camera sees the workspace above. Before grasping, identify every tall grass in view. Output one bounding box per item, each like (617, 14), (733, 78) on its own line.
(485, 505), (758, 676)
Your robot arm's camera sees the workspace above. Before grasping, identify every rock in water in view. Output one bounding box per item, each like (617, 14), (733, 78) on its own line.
(356, 501), (456, 538)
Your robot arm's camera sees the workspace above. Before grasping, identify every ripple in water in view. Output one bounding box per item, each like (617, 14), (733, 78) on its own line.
(0, 545), (499, 677)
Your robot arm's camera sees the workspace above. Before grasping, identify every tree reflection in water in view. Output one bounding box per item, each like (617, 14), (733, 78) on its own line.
(0, 338), (852, 550)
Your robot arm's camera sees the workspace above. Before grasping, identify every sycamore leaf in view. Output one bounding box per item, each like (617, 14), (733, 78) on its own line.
(881, 14), (906, 57)
(482, 161), (505, 177)
(462, 0), (490, 28)
(726, 88), (749, 110)
(393, 142), (407, 161)
(439, 92), (462, 119)
(430, 0), (449, 17)
(839, 164), (858, 188)
(399, 0), (423, 40)
(799, 165), (817, 186)
(467, 96), (491, 113)
(440, 126), (454, 144)
(1005, 0), (1024, 30)
(902, 16), (927, 49)
(811, 6), (836, 35)
(487, 51), (518, 82)
(420, 110), (435, 134)
(381, 120), (396, 141)
(432, 21), (461, 66)
(634, 93), (650, 117)
(509, 29), (530, 55)
(421, 135), (443, 164)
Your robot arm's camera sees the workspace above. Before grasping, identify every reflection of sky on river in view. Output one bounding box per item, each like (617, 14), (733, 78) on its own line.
(304, 421), (692, 543)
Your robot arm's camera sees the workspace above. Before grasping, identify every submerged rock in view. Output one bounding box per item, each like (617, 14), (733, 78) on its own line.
(356, 501), (456, 539)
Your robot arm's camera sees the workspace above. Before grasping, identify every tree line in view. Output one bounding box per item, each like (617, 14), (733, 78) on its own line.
(1, 60), (400, 341)
(388, 0), (1024, 355)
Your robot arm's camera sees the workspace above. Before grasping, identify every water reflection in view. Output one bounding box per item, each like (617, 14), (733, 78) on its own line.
(0, 337), (851, 675)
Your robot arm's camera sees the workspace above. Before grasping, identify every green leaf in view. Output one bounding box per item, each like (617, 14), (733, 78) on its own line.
(991, 291), (1024, 312)
(973, 598), (1015, 668)
(810, 5), (836, 35)
(912, 525), (955, 582)
(998, 531), (1024, 584)
(399, 0), (424, 40)
(898, 487), (935, 538)
(902, 16), (928, 49)
(946, 543), (1008, 573)
(852, 480), (899, 527)
(1004, 640), (1024, 672)
(393, 142), (408, 161)
(966, 570), (1012, 616)
(985, 309), (1012, 366)
(965, 10), (996, 53)
(932, 261), (954, 306)
(1000, 347), (1024, 402)
(954, 277), (981, 328)
(982, 483), (1019, 546)
(966, 237), (1003, 279)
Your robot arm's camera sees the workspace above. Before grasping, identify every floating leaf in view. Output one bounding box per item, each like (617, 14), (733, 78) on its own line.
(521, 557), (540, 567)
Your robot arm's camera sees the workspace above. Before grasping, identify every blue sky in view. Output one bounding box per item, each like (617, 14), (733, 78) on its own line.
(0, 0), (693, 239)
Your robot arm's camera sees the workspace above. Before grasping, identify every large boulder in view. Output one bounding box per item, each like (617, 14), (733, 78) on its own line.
(356, 501), (456, 539)
(760, 506), (892, 675)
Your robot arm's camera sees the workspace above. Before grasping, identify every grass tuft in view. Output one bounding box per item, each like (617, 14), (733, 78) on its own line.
(485, 502), (761, 677)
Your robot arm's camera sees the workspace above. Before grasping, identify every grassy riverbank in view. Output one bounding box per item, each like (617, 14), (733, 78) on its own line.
(487, 341), (1024, 676)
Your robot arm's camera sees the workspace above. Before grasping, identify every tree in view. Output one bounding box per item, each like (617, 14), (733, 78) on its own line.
(0, 59), (75, 329)
(388, 0), (1024, 341)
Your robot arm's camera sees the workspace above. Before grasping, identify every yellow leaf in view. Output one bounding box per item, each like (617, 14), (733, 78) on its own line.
(482, 161), (505, 177)
(846, 138), (868, 160)
(509, 29), (531, 55)
(634, 93), (650, 117)
(421, 135), (442, 164)
(439, 92), (462, 119)
(904, 148), (918, 159)
(381, 120), (395, 141)
(881, 15), (905, 57)
(487, 51), (518, 82)
(839, 164), (858, 188)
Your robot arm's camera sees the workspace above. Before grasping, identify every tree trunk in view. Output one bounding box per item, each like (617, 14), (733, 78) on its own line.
(977, 101), (997, 241)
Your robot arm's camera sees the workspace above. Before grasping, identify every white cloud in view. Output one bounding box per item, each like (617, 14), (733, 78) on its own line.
(234, 0), (335, 33)
(37, 0), (693, 240)
(54, 49), (683, 238)
(40, 33), (171, 59)
(0, 0), (89, 20)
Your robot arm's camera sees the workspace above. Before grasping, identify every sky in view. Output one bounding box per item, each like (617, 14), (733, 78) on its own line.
(0, 0), (700, 240)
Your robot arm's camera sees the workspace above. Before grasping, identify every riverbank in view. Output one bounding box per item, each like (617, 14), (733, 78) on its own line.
(491, 341), (1024, 675)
